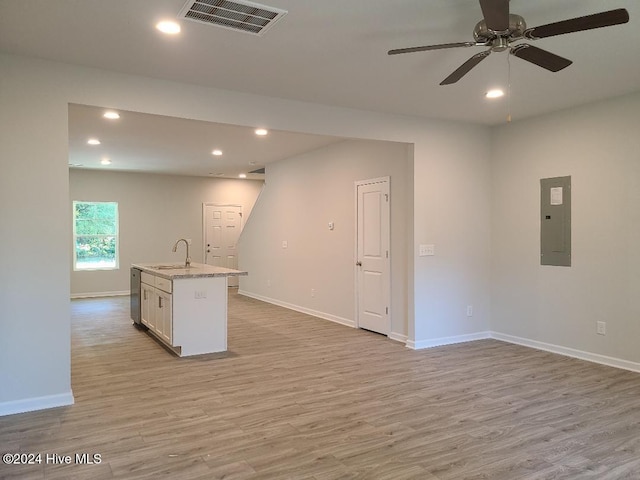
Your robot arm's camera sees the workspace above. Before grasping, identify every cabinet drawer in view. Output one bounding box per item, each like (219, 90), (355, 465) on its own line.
(141, 272), (155, 286)
(155, 276), (172, 293)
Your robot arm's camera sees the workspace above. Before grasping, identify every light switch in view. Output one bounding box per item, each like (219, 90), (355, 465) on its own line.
(282, 240), (288, 249)
(419, 244), (435, 256)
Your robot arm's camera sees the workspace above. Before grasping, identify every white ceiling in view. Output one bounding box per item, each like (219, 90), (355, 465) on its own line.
(2, 0), (639, 176)
(68, 104), (345, 178)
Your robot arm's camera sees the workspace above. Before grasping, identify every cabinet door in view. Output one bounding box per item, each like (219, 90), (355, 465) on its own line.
(141, 283), (154, 328)
(157, 289), (172, 345)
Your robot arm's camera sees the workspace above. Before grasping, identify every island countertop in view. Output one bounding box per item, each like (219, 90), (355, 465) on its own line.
(132, 262), (248, 280)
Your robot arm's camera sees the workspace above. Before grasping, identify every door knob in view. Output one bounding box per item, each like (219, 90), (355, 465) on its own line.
(356, 261), (362, 267)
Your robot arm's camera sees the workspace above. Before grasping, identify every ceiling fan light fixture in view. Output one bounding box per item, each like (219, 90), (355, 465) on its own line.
(485, 89), (504, 99)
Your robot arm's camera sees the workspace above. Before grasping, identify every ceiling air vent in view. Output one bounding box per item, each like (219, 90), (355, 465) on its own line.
(178, 0), (287, 36)
(249, 167), (265, 174)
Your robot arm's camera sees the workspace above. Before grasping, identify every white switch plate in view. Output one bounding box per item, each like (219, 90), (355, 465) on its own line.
(282, 240), (288, 248)
(419, 244), (435, 256)
(466, 305), (473, 317)
(596, 321), (606, 335)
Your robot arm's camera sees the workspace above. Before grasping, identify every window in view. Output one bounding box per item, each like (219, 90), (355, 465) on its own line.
(73, 201), (119, 270)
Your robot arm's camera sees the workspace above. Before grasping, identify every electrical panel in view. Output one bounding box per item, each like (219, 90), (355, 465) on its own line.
(540, 176), (571, 267)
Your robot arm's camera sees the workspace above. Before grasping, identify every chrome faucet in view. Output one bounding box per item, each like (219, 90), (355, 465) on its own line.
(172, 238), (191, 268)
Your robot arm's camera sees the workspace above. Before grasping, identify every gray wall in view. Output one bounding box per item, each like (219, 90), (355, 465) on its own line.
(491, 92), (640, 364)
(69, 169), (263, 296)
(238, 139), (411, 339)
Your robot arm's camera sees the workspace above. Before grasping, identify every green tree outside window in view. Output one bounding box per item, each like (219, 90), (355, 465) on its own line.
(73, 201), (119, 270)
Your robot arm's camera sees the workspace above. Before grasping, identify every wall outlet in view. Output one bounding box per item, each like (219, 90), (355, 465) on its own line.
(419, 244), (435, 256)
(267, 279), (271, 287)
(311, 288), (316, 298)
(282, 240), (288, 249)
(194, 290), (207, 299)
(596, 321), (606, 335)
(466, 305), (473, 317)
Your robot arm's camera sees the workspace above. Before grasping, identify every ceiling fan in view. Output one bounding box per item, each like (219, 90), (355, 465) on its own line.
(388, 0), (629, 85)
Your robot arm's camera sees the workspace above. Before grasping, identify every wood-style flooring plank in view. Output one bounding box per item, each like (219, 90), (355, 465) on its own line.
(2, 290), (640, 479)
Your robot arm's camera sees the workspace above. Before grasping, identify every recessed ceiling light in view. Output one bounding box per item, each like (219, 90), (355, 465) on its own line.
(101, 158), (111, 165)
(87, 138), (101, 145)
(485, 89), (504, 99)
(212, 149), (223, 156)
(238, 173), (247, 179)
(156, 20), (181, 34)
(103, 111), (120, 119)
(255, 128), (268, 136)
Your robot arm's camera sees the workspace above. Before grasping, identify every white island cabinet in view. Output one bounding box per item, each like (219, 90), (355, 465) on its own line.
(133, 262), (247, 357)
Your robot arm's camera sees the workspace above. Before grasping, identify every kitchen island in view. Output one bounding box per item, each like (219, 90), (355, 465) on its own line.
(132, 262), (247, 357)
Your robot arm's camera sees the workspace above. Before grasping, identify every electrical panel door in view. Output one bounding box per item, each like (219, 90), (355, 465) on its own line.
(540, 176), (571, 267)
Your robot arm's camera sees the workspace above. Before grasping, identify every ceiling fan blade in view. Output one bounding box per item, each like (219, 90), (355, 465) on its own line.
(440, 50), (491, 85)
(524, 8), (629, 40)
(511, 44), (572, 72)
(388, 42), (477, 55)
(479, 0), (510, 31)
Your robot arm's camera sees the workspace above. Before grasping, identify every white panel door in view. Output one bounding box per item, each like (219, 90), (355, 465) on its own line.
(356, 179), (390, 335)
(204, 204), (242, 287)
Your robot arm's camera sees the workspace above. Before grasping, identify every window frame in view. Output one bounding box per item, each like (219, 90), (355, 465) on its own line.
(72, 200), (120, 271)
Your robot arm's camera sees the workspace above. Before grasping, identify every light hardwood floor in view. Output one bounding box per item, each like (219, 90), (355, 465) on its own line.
(2, 290), (640, 479)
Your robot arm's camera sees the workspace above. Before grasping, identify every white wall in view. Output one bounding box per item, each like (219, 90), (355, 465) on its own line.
(0, 52), (491, 414)
(490, 92), (640, 365)
(238, 139), (411, 339)
(69, 169), (263, 296)
(411, 126), (492, 347)
(0, 58), (72, 414)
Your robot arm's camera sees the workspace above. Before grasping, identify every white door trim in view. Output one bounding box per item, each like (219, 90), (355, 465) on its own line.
(354, 176), (391, 334)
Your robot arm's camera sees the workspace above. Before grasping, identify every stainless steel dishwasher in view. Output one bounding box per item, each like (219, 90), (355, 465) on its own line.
(130, 267), (142, 327)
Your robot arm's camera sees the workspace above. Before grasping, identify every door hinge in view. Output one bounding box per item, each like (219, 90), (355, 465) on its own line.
(386, 250), (389, 258)
(386, 307), (389, 315)
(385, 194), (389, 202)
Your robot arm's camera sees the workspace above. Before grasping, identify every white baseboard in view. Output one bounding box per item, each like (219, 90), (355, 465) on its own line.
(71, 290), (129, 299)
(0, 392), (74, 417)
(407, 331), (492, 350)
(491, 332), (640, 373)
(235, 293), (640, 374)
(238, 290), (355, 328)
(388, 332), (408, 343)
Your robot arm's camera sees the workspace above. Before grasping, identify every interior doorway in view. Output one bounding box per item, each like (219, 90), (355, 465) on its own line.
(203, 204), (243, 287)
(355, 177), (390, 335)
